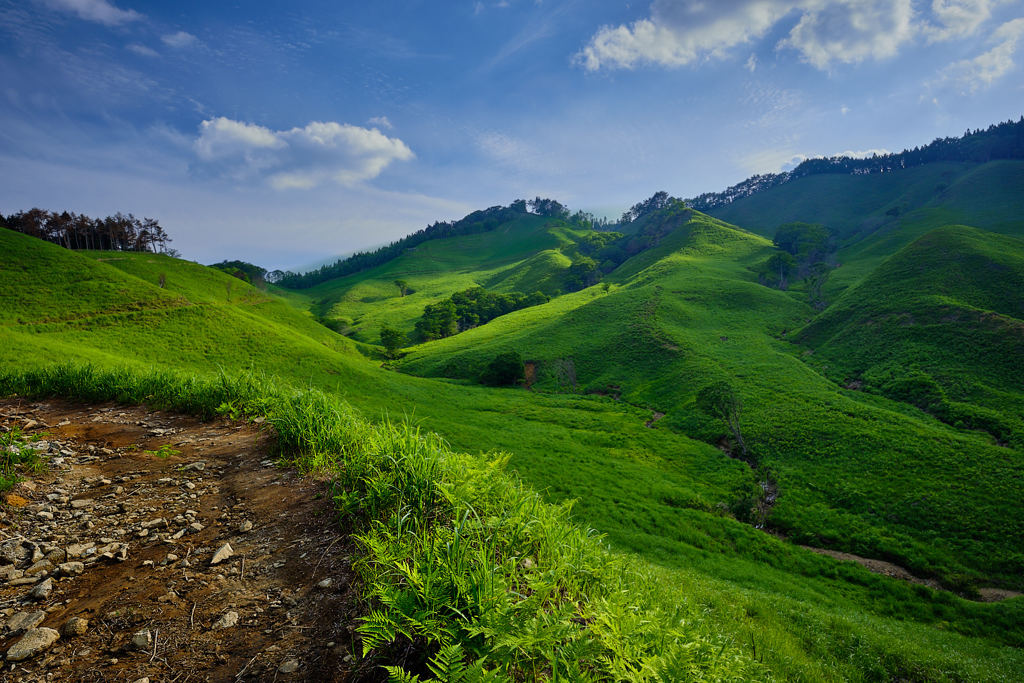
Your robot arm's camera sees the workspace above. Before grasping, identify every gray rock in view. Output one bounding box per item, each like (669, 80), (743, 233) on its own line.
(211, 611), (239, 629)
(238, 520), (253, 533)
(278, 659), (301, 674)
(316, 578), (332, 589)
(61, 616), (89, 638)
(188, 521), (204, 534)
(70, 498), (94, 509)
(7, 610), (46, 633)
(58, 561), (85, 576)
(0, 539), (29, 565)
(6, 627), (59, 661)
(0, 565), (24, 581)
(131, 629), (152, 650)
(25, 559), (53, 576)
(29, 577), (54, 601)
(210, 542), (233, 565)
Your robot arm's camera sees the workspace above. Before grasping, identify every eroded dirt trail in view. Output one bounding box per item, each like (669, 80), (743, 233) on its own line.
(1, 399), (365, 682)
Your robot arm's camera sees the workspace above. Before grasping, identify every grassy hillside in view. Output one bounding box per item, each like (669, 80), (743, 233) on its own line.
(797, 225), (1024, 444)
(398, 211), (1024, 593)
(3, 225), (1024, 680)
(707, 161), (1024, 243)
(705, 160), (1024, 301)
(275, 214), (603, 344)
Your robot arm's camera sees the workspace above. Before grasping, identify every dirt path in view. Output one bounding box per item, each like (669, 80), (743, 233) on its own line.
(1, 399), (369, 682)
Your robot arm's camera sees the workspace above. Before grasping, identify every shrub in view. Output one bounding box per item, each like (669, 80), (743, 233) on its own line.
(479, 352), (525, 387)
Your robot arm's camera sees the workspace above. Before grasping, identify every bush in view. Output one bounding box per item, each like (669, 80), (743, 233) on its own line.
(480, 351), (525, 387)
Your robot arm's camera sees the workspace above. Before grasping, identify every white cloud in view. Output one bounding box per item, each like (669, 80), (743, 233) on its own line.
(780, 0), (915, 69)
(37, 0), (140, 25)
(924, 0), (993, 42)
(746, 53), (758, 71)
(126, 43), (158, 58)
(833, 147), (891, 157)
(841, 104), (850, 114)
(161, 31), (199, 49)
(194, 117), (415, 189)
(367, 115), (393, 129)
(575, 0), (1006, 72)
(934, 17), (1024, 92)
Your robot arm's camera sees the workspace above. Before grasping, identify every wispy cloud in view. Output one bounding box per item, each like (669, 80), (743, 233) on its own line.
(193, 117), (415, 189)
(36, 0), (141, 26)
(933, 17), (1024, 93)
(162, 31), (199, 49)
(126, 43), (158, 58)
(368, 115), (394, 129)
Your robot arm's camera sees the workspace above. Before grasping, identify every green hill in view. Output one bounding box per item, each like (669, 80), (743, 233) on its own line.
(3, 212), (1024, 681)
(397, 209), (1024, 594)
(276, 213), (611, 344)
(797, 225), (1024, 445)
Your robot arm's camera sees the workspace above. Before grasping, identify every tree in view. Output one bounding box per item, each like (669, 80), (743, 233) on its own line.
(380, 325), (406, 359)
(762, 251), (796, 289)
(480, 351), (525, 387)
(696, 381), (747, 457)
(394, 279), (409, 297)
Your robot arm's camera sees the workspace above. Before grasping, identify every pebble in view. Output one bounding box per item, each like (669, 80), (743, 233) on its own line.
(6, 627), (60, 661)
(210, 542), (233, 565)
(278, 659), (301, 674)
(239, 520), (253, 533)
(131, 629), (153, 650)
(61, 616), (89, 638)
(316, 578), (332, 589)
(29, 577), (54, 601)
(58, 561), (85, 576)
(212, 611), (239, 629)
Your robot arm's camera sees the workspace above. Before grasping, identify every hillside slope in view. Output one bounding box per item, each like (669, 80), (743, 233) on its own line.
(797, 225), (1024, 444)
(398, 210), (1024, 592)
(276, 213), (609, 344)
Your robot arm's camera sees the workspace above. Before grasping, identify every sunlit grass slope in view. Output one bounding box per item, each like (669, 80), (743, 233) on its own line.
(3, 226), (1024, 680)
(399, 211), (1024, 592)
(798, 225), (1024, 441)
(274, 214), (601, 343)
(706, 160), (1024, 300)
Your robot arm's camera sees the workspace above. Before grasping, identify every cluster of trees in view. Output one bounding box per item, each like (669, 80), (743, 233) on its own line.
(687, 117), (1024, 211)
(1, 208), (174, 254)
(415, 287), (549, 341)
(209, 260), (268, 288)
(758, 222), (834, 306)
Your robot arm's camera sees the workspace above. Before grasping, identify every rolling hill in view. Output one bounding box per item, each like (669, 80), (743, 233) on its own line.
(3, 159), (1024, 680)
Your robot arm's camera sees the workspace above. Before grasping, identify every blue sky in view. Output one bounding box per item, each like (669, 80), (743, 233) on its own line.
(1, 0), (1022, 269)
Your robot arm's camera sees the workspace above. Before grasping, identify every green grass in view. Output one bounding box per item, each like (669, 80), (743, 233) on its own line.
(396, 213), (1024, 591)
(3, 363), (1022, 681)
(3, 221), (1024, 680)
(276, 215), (602, 344)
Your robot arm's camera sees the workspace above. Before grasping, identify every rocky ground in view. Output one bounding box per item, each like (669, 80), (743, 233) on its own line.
(0, 398), (371, 682)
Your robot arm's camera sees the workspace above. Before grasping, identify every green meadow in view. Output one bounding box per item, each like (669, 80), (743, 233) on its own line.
(3, 154), (1024, 680)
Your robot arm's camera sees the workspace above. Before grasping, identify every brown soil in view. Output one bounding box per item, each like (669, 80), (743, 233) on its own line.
(644, 412), (665, 428)
(0, 399), (373, 682)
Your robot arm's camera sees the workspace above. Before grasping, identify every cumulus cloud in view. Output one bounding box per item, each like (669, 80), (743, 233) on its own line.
(37, 0), (140, 25)
(193, 117), (415, 189)
(575, 0), (1005, 72)
(161, 31), (199, 49)
(924, 0), (993, 42)
(934, 17), (1024, 92)
(780, 0), (915, 69)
